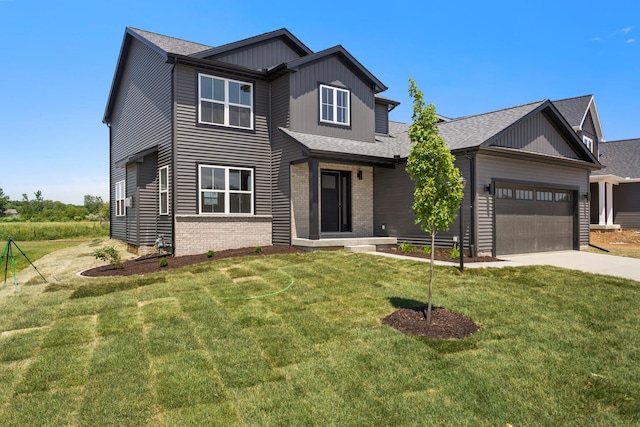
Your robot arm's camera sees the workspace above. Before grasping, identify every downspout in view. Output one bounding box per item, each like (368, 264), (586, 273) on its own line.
(465, 151), (477, 258)
(107, 122), (113, 239)
(170, 63), (177, 255)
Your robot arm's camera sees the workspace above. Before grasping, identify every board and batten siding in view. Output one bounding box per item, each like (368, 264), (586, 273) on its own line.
(173, 64), (272, 216)
(373, 158), (472, 248)
(490, 111), (581, 160)
(204, 38), (303, 70)
(289, 55), (375, 143)
(270, 75), (306, 245)
(614, 183), (640, 229)
(375, 103), (389, 135)
(109, 37), (173, 243)
(475, 153), (591, 254)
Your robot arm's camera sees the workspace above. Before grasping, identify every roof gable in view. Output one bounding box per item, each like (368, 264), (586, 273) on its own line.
(553, 95), (604, 141)
(127, 27), (212, 56)
(287, 45), (387, 93)
(193, 28), (312, 61)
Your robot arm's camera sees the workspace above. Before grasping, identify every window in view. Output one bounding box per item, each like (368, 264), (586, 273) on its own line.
(496, 187), (513, 199)
(199, 74), (253, 129)
(320, 84), (350, 126)
(115, 180), (126, 217)
(583, 136), (593, 152)
(159, 166), (169, 215)
(536, 191), (553, 201)
(555, 191), (571, 202)
(515, 189), (533, 200)
(199, 165), (253, 214)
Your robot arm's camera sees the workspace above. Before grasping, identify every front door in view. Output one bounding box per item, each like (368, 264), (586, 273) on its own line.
(321, 171), (351, 232)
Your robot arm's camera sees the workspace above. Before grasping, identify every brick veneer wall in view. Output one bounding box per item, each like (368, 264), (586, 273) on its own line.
(174, 215), (272, 256)
(290, 162), (373, 238)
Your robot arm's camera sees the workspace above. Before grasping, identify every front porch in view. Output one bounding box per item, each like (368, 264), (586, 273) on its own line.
(590, 175), (622, 231)
(292, 236), (397, 252)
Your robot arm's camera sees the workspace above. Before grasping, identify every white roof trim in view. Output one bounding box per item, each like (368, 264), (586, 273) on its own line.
(581, 96), (605, 142)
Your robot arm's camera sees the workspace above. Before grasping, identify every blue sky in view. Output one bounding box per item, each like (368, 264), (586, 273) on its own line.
(0, 0), (638, 204)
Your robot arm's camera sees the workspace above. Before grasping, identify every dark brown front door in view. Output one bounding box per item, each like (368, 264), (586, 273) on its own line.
(321, 171), (351, 233)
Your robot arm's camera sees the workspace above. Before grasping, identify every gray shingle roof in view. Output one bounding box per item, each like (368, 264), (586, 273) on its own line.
(128, 27), (212, 56)
(593, 139), (640, 178)
(438, 100), (546, 150)
(552, 95), (592, 128)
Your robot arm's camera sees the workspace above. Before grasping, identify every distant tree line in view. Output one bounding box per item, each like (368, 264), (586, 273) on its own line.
(0, 188), (109, 223)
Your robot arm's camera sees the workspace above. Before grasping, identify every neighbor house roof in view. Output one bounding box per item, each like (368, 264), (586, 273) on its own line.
(592, 138), (640, 178)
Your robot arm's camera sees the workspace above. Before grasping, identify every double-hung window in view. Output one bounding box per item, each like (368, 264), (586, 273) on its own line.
(199, 74), (253, 129)
(320, 84), (350, 126)
(115, 180), (126, 217)
(199, 165), (253, 214)
(159, 166), (169, 215)
(583, 136), (593, 152)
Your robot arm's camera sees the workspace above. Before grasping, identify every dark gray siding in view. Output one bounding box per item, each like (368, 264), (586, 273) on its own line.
(271, 75), (305, 244)
(375, 103), (388, 134)
(476, 153), (590, 254)
(614, 182), (640, 228)
(289, 55), (375, 142)
(125, 164), (137, 245)
(205, 38), (303, 69)
(137, 153), (158, 246)
(589, 182), (599, 224)
(491, 111), (580, 159)
(373, 158), (472, 249)
(108, 37), (173, 245)
(580, 110), (598, 154)
(174, 65), (272, 215)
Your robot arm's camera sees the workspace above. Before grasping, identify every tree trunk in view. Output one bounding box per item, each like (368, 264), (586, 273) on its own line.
(427, 227), (436, 323)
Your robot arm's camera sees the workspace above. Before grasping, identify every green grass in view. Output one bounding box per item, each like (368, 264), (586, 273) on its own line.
(0, 221), (109, 241)
(0, 250), (638, 425)
(0, 240), (85, 272)
(586, 246), (640, 259)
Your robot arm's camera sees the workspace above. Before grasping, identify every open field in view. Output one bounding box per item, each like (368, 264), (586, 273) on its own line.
(0, 222), (109, 242)
(0, 243), (638, 425)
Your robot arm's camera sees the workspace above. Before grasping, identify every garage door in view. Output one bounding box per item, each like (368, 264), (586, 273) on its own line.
(495, 184), (574, 255)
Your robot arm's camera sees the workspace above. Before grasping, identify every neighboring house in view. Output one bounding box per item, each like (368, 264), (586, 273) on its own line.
(3, 209), (18, 217)
(553, 95), (604, 156)
(104, 27), (601, 257)
(590, 139), (640, 229)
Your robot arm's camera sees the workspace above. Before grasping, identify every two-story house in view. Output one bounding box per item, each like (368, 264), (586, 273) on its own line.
(104, 27), (601, 257)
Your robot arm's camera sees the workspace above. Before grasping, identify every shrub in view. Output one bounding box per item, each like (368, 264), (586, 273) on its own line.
(92, 246), (123, 268)
(254, 246), (263, 254)
(159, 258), (168, 268)
(399, 241), (414, 253)
(422, 246), (431, 255)
(207, 250), (214, 258)
(450, 246), (460, 259)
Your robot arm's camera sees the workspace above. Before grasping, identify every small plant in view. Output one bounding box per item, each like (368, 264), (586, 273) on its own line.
(399, 241), (414, 254)
(254, 246), (263, 254)
(159, 258), (169, 268)
(207, 250), (214, 258)
(450, 246), (460, 259)
(92, 246), (123, 269)
(422, 245), (431, 255)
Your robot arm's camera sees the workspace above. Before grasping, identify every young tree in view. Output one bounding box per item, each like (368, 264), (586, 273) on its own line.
(84, 195), (104, 215)
(405, 78), (464, 323)
(0, 188), (8, 216)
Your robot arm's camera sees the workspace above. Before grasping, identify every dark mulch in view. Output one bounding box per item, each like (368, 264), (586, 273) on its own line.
(381, 306), (479, 339)
(81, 246), (303, 277)
(379, 247), (502, 263)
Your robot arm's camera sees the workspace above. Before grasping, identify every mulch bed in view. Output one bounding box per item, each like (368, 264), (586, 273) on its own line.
(379, 247), (502, 263)
(81, 246), (303, 277)
(381, 306), (479, 339)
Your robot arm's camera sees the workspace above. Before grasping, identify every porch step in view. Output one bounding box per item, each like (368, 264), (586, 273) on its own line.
(344, 245), (376, 253)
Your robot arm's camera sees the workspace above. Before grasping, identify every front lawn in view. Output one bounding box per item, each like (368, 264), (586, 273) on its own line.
(0, 250), (638, 425)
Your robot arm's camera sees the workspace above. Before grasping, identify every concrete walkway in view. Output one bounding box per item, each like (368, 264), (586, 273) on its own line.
(371, 250), (640, 282)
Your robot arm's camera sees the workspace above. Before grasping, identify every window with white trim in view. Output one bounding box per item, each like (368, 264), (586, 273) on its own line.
(583, 136), (593, 152)
(199, 74), (253, 129)
(159, 166), (169, 215)
(199, 165), (253, 214)
(115, 180), (126, 217)
(320, 84), (350, 125)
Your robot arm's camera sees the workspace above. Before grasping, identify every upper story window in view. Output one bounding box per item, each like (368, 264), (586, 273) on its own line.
(199, 74), (253, 130)
(115, 180), (126, 217)
(159, 166), (169, 216)
(583, 136), (593, 152)
(199, 165), (253, 215)
(320, 84), (350, 126)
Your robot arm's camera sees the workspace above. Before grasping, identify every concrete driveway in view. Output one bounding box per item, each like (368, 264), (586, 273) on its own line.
(372, 250), (640, 282)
